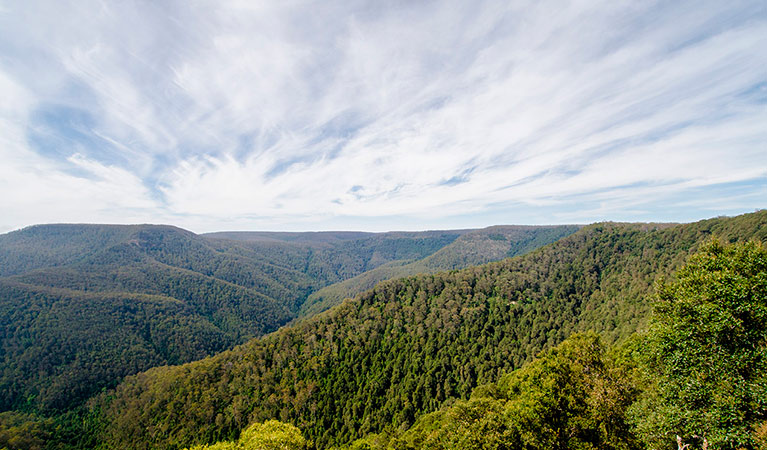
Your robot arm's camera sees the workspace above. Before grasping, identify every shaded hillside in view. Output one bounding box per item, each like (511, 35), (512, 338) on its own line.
(204, 230), (470, 284)
(0, 280), (247, 412)
(97, 212), (767, 450)
(0, 224), (152, 277)
(0, 225), (300, 413)
(300, 225), (580, 317)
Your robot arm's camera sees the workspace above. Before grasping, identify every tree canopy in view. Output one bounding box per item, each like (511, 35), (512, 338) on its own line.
(632, 240), (767, 449)
(183, 420), (307, 450)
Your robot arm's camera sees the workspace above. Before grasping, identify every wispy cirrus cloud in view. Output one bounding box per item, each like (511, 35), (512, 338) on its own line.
(0, 0), (765, 233)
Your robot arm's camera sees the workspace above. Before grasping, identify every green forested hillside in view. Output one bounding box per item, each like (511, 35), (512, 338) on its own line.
(343, 239), (767, 450)
(95, 212), (767, 450)
(341, 331), (642, 450)
(204, 230), (469, 284)
(0, 225), (483, 415)
(0, 225), (301, 414)
(300, 225), (580, 317)
(0, 224), (574, 418)
(0, 224), (148, 277)
(204, 231), (379, 244)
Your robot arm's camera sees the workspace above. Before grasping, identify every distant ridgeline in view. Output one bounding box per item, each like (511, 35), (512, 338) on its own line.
(0, 223), (575, 416)
(88, 211), (766, 450)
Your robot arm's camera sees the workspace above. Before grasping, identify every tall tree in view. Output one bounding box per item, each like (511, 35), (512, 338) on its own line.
(633, 240), (767, 449)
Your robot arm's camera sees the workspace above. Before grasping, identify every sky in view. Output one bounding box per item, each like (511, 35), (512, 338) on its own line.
(0, 0), (765, 234)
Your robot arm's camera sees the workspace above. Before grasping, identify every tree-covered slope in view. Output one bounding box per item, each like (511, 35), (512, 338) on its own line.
(204, 231), (378, 244)
(300, 225), (580, 317)
(0, 279), (243, 413)
(342, 239), (767, 450)
(336, 332), (641, 450)
(96, 212), (767, 450)
(0, 225), (301, 413)
(0, 225), (492, 415)
(204, 230), (470, 285)
(0, 224), (151, 277)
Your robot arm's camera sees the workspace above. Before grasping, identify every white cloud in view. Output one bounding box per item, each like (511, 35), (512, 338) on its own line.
(0, 0), (765, 232)
(0, 69), (163, 233)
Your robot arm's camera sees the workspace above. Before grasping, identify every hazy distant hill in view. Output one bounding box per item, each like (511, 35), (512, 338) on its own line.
(205, 230), (470, 283)
(206, 230), (398, 244)
(0, 224), (149, 277)
(96, 211), (767, 449)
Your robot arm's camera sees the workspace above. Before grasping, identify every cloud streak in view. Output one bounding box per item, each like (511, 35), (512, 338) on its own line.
(0, 0), (765, 232)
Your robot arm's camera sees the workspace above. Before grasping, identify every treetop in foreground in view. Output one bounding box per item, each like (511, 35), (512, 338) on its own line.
(632, 239), (767, 449)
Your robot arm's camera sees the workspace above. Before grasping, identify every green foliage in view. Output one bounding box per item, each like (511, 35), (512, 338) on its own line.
(239, 420), (307, 450)
(631, 240), (767, 449)
(0, 225), (479, 415)
(0, 224), (139, 277)
(184, 443), (238, 450)
(301, 225), (580, 317)
(0, 412), (49, 450)
(347, 333), (640, 450)
(0, 407), (102, 450)
(754, 421), (767, 450)
(182, 420), (306, 450)
(96, 212), (767, 450)
(494, 334), (640, 450)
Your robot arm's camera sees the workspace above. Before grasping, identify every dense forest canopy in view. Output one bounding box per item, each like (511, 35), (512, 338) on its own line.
(95, 212), (766, 450)
(0, 224), (573, 419)
(0, 212), (765, 450)
(339, 239), (767, 450)
(141, 237), (767, 450)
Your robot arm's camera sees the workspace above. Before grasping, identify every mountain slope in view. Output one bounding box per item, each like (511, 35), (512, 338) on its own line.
(0, 224), (152, 277)
(204, 230), (470, 285)
(344, 239), (767, 450)
(1, 224), (572, 415)
(300, 225), (580, 317)
(97, 211), (767, 450)
(0, 225), (302, 413)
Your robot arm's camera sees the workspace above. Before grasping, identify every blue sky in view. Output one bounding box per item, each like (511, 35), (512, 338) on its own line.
(0, 0), (765, 233)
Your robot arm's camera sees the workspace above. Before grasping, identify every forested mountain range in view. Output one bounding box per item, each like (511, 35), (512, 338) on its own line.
(1, 213), (765, 450)
(0, 223), (573, 417)
(91, 211), (766, 450)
